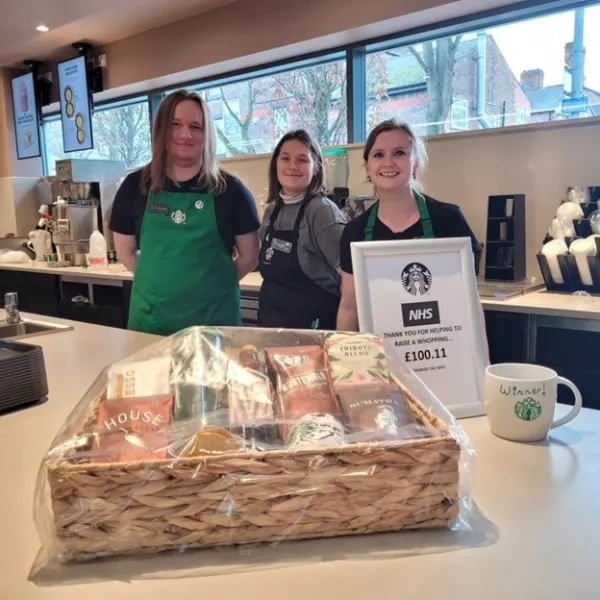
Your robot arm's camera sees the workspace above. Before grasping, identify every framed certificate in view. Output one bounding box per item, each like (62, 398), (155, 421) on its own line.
(351, 237), (487, 418)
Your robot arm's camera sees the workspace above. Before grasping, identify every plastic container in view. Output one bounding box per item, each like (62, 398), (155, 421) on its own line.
(322, 148), (349, 194)
(88, 230), (107, 269)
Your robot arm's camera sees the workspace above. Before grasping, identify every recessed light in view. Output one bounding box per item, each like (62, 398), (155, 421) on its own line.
(36, 25), (50, 33)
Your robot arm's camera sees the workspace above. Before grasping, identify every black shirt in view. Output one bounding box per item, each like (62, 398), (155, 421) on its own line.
(109, 169), (260, 252)
(340, 195), (481, 274)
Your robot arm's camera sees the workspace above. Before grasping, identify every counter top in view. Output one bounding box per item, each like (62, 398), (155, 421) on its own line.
(2, 315), (599, 598)
(481, 288), (600, 319)
(4, 262), (600, 318)
(0, 261), (264, 291)
(0, 261), (134, 281)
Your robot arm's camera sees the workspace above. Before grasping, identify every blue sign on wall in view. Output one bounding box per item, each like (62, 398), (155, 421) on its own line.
(561, 96), (589, 114)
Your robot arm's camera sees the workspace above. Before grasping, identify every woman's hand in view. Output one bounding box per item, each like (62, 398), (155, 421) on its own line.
(336, 270), (359, 331)
(234, 231), (260, 280)
(113, 233), (138, 272)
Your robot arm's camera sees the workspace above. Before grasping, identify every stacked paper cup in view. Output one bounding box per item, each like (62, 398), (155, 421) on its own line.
(570, 237), (598, 286)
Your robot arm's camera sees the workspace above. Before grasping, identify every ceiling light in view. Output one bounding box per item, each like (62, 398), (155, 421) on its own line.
(36, 25), (50, 33)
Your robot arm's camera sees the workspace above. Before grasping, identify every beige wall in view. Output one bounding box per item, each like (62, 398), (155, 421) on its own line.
(0, 69), (14, 178)
(223, 118), (600, 278)
(103, 0), (449, 90)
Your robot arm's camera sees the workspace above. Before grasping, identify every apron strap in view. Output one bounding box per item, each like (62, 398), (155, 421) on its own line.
(292, 198), (311, 235)
(414, 191), (434, 239)
(265, 198), (311, 243)
(364, 202), (378, 242)
(363, 190), (434, 241)
(264, 203), (282, 243)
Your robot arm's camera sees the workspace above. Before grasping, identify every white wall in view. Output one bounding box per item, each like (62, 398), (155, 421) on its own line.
(224, 118), (600, 277)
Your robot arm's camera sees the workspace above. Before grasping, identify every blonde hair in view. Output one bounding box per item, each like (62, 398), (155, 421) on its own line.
(363, 119), (428, 193)
(141, 89), (225, 195)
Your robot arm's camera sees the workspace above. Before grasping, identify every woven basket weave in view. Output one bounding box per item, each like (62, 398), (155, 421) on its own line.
(46, 377), (461, 562)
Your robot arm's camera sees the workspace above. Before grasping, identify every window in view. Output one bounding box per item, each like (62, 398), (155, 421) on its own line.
(366, 3), (600, 136)
(42, 99), (151, 175)
(450, 98), (469, 130)
(175, 55), (347, 158)
(516, 107), (530, 124)
(39, 2), (600, 162)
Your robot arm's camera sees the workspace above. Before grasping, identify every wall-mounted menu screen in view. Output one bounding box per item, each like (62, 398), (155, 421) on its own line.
(57, 55), (94, 152)
(10, 72), (41, 160)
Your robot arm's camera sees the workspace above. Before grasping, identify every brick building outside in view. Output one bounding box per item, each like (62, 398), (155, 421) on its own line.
(372, 33), (532, 135)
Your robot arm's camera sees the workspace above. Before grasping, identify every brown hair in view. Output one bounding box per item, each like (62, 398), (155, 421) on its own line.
(363, 119), (428, 192)
(140, 89), (225, 195)
(267, 130), (326, 203)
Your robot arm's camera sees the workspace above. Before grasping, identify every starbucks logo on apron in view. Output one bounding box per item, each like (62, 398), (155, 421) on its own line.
(171, 209), (187, 225)
(195, 200), (204, 210)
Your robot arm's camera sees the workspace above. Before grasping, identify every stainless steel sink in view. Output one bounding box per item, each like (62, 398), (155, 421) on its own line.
(0, 320), (73, 340)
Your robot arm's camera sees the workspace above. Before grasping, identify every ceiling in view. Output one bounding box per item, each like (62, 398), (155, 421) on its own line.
(0, 0), (237, 67)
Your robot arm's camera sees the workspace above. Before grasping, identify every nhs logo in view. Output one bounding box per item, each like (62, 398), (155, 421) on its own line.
(401, 301), (441, 327)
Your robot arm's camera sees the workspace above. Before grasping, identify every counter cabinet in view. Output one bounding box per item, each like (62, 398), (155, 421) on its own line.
(484, 310), (600, 411)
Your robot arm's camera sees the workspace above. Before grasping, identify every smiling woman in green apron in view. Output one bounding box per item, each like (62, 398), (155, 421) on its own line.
(110, 90), (260, 336)
(337, 119), (481, 331)
(258, 130), (346, 330)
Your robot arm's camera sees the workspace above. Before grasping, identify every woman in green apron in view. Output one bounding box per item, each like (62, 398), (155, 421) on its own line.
(337, 119), (481, 331)
(110, 90), (260, 336)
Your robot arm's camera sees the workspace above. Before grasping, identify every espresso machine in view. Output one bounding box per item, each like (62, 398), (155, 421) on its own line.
(49, 159), (126, 266)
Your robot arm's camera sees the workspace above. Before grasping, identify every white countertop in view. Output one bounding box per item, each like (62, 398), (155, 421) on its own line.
(0, 261), (134, 281)
(1, 315), (599, 598)
(3, 262), (600, 319)
(481, 288), (600, 319)
(0, 261), (264, 291)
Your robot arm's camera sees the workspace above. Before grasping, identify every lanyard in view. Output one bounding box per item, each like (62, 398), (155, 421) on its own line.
(363, 190), (434, 242)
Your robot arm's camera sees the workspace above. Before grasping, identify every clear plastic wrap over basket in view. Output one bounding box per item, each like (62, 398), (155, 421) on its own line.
(34, 326), (481, 567)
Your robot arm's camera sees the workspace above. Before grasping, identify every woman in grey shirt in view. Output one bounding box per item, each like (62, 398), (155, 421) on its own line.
(258, 130), (347, 329)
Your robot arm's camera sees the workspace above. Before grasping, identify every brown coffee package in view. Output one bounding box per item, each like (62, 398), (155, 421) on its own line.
(266, 345), (340, 441)
(337, 384), (426, 441)
(95, 394), (173, 462)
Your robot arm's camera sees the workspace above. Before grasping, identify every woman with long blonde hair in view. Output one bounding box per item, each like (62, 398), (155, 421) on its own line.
(110, 89), (260, 335)
(337, 119), (480, 331)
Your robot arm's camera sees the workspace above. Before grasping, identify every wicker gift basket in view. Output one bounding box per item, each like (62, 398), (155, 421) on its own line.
(35, 327), (464, 563)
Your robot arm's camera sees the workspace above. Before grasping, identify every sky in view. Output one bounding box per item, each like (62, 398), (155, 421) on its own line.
(487, 4), (600, 91)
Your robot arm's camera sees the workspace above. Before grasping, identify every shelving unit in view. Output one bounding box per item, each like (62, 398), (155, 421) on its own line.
(484, 194), (526, 282)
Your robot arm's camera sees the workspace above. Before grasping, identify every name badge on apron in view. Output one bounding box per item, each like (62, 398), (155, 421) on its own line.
(147, 203), (169, 215)
(271, 238), (293, 254)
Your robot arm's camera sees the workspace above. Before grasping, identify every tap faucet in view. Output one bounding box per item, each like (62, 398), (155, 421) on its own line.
(5, 292), (21, 324)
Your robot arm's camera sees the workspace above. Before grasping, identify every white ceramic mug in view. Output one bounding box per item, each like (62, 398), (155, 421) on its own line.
(484, 363), (582, 442)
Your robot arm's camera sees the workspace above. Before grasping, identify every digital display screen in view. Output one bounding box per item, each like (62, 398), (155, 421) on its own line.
(57, 55), (94, 152)
(10, 72), (41, 160)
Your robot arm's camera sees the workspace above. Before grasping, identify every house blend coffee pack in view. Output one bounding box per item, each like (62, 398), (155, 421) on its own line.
(95, 394), (173, 462)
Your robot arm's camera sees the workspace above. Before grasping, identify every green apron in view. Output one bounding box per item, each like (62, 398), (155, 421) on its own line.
(364, 190), (434, 241)
(128, 189), (241, 336)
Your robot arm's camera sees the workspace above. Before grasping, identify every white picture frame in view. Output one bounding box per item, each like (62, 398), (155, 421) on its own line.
(351, 237), (487, 418)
